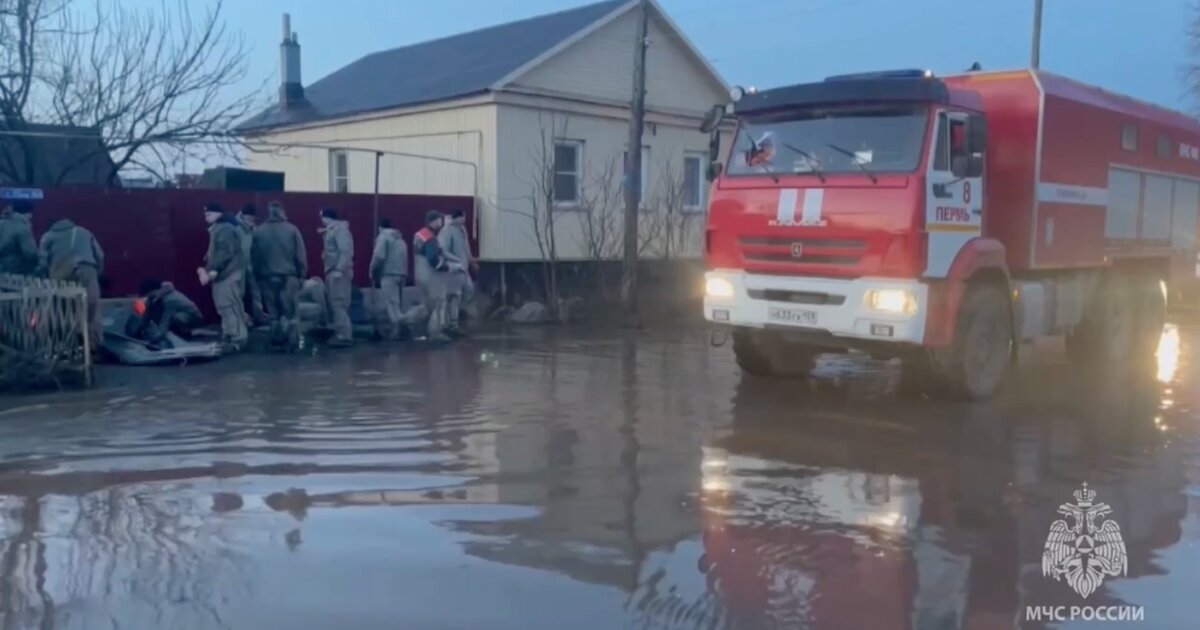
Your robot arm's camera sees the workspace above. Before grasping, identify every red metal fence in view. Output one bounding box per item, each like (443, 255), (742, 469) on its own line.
(27, 187), (475, 317)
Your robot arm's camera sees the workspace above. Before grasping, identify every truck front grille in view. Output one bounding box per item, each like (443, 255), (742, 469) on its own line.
(747, 289), (846, 305)
(738, 235), (867, 267)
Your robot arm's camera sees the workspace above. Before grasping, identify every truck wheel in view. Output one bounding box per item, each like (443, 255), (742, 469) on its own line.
(942, 284), (1013, 400)
(1133, 276), (1166, 359)
(1096, 273), (1138, 362)
(1065, 318), (1097, 364)
(731, 329), (817, 378)
(1066, 273), (1134, 364)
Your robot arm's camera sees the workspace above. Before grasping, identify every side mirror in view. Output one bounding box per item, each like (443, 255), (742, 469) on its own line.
(966, 114), (986, 177)
(966, 155), (985, 178)
(968, 114), (987, 155)
(700, 104), (725, 134)
(705, 126), (723, 180)
(950, 156), (968, 179)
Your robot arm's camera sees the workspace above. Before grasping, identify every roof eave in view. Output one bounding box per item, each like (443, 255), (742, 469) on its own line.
(235, 90), (496, 136)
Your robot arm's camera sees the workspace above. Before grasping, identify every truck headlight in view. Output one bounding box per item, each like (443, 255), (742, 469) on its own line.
(705, 277), (735, 299)
(866, 288), (917, 314)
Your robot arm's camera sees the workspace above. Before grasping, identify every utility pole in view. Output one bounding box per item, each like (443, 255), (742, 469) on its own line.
(1031, 0), (1044, 69)
(622, 0), (649, 321)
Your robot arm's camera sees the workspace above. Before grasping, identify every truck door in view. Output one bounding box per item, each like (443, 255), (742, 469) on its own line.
(924, 111), (985, 277)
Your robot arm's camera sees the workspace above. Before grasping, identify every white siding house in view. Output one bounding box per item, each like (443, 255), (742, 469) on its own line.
(238, 0), (728, 262)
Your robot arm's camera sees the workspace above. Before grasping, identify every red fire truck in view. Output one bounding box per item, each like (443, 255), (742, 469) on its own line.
(699, 69), (1200, 399)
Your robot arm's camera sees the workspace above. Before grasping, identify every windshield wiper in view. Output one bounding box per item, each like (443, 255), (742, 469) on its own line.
(756, 163), (780, 183)
(826, 143), (878, 184)
(780, 142), (826, 183)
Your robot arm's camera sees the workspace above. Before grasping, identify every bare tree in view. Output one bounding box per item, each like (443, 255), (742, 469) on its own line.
(502, 112), (567, 315)
(573, 154), (624, 298)
(641, 156), (701, 259)
(574, 155), (624, 260)
(0, 0), (68, 184)
(0, 0), (257, 185)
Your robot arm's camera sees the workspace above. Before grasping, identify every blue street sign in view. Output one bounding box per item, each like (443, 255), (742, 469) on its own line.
(0, 188), (44, 200)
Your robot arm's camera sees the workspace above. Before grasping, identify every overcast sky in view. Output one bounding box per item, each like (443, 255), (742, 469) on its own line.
(204, 0), (1192, 112)
(120, 0), (1191, 117)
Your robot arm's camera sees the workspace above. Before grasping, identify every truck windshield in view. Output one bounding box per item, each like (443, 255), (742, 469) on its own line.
(727, 105), (928, 177)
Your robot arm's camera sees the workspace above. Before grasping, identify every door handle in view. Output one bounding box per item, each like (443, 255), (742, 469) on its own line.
(932, 183), (952, 199)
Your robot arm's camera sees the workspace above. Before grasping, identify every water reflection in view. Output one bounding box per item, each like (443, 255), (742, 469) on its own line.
(0, 325), (1195, 628)
(696, 328), (1196, 628)
(1157, 324), (1180, 384)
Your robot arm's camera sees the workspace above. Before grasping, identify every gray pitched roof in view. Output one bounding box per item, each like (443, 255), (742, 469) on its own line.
(237, 0), (628, 133)
(0, 123), (116, 186)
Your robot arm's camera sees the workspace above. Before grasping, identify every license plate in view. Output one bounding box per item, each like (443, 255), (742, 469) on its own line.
(768, 306), (817, 326)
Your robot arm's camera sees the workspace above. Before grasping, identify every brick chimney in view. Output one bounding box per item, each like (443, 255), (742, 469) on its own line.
(279, 14), (305, 109)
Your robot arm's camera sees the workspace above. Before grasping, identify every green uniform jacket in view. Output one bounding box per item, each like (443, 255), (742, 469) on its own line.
(205, 219), (244, 282)
(37, 219), (104, 280)
(252, 216), (308, 279)
(0, 213), (37, 274)
(321, 220), (354, 277)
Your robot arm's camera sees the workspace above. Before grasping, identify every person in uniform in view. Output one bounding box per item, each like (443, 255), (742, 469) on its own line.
(37, 216), (105, 350)
(0, 200), (37, 275)
(370, 218), (408, 340)
(128, 279), (203, 345)
(252, 201), (307, 350)
(320, 207), (354, 347)
(198, 202), (247, 352)
(436, 209), (474, 336)
(413, 211), (452, 342)
(238, 204), (268, 327)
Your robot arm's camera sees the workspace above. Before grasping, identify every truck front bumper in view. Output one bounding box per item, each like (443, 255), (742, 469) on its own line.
(703, 270), (929, 345)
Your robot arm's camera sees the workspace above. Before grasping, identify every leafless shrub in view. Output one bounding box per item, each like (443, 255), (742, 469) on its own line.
(501, 112), (567, 315)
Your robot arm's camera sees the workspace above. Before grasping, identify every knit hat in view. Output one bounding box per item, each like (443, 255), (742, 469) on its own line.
(451, 209), (465, 219)
(138, 278), (163, 296)
(425, 210), (442, 225)
(241, 203), (257, 216)
(11, 200), (33, 214)
(203, 202), (225, 215)
(320, 207), (339, 220)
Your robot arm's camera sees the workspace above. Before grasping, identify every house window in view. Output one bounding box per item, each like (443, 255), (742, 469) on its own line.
(623, 146), (650, 205)
(1158, 134), (1171, 158)
(1121, 123), (1138, 151)
(329, 150), (349, 193)
(684, 153), (705, 211)
(553, 140), (582, 205)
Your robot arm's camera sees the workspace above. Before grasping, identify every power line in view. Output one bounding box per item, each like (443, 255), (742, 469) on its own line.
(0, 128), (476, 168)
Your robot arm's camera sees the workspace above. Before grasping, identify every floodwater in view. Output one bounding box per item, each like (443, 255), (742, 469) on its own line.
(0, 324), (1196, 630)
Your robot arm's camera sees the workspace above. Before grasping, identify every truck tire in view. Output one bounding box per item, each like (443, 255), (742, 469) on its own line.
(1064, 322), (1093, 364)
(1096, 273), (1139, 362)
(1066, 273), (1165, 366)
(731, 329), (817, 378)
(1133, 275), (1166, 360)
(939, 283), (1013, 400)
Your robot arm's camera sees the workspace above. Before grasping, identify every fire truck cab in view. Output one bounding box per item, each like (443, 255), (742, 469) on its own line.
(701, 69), (1188, 399)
